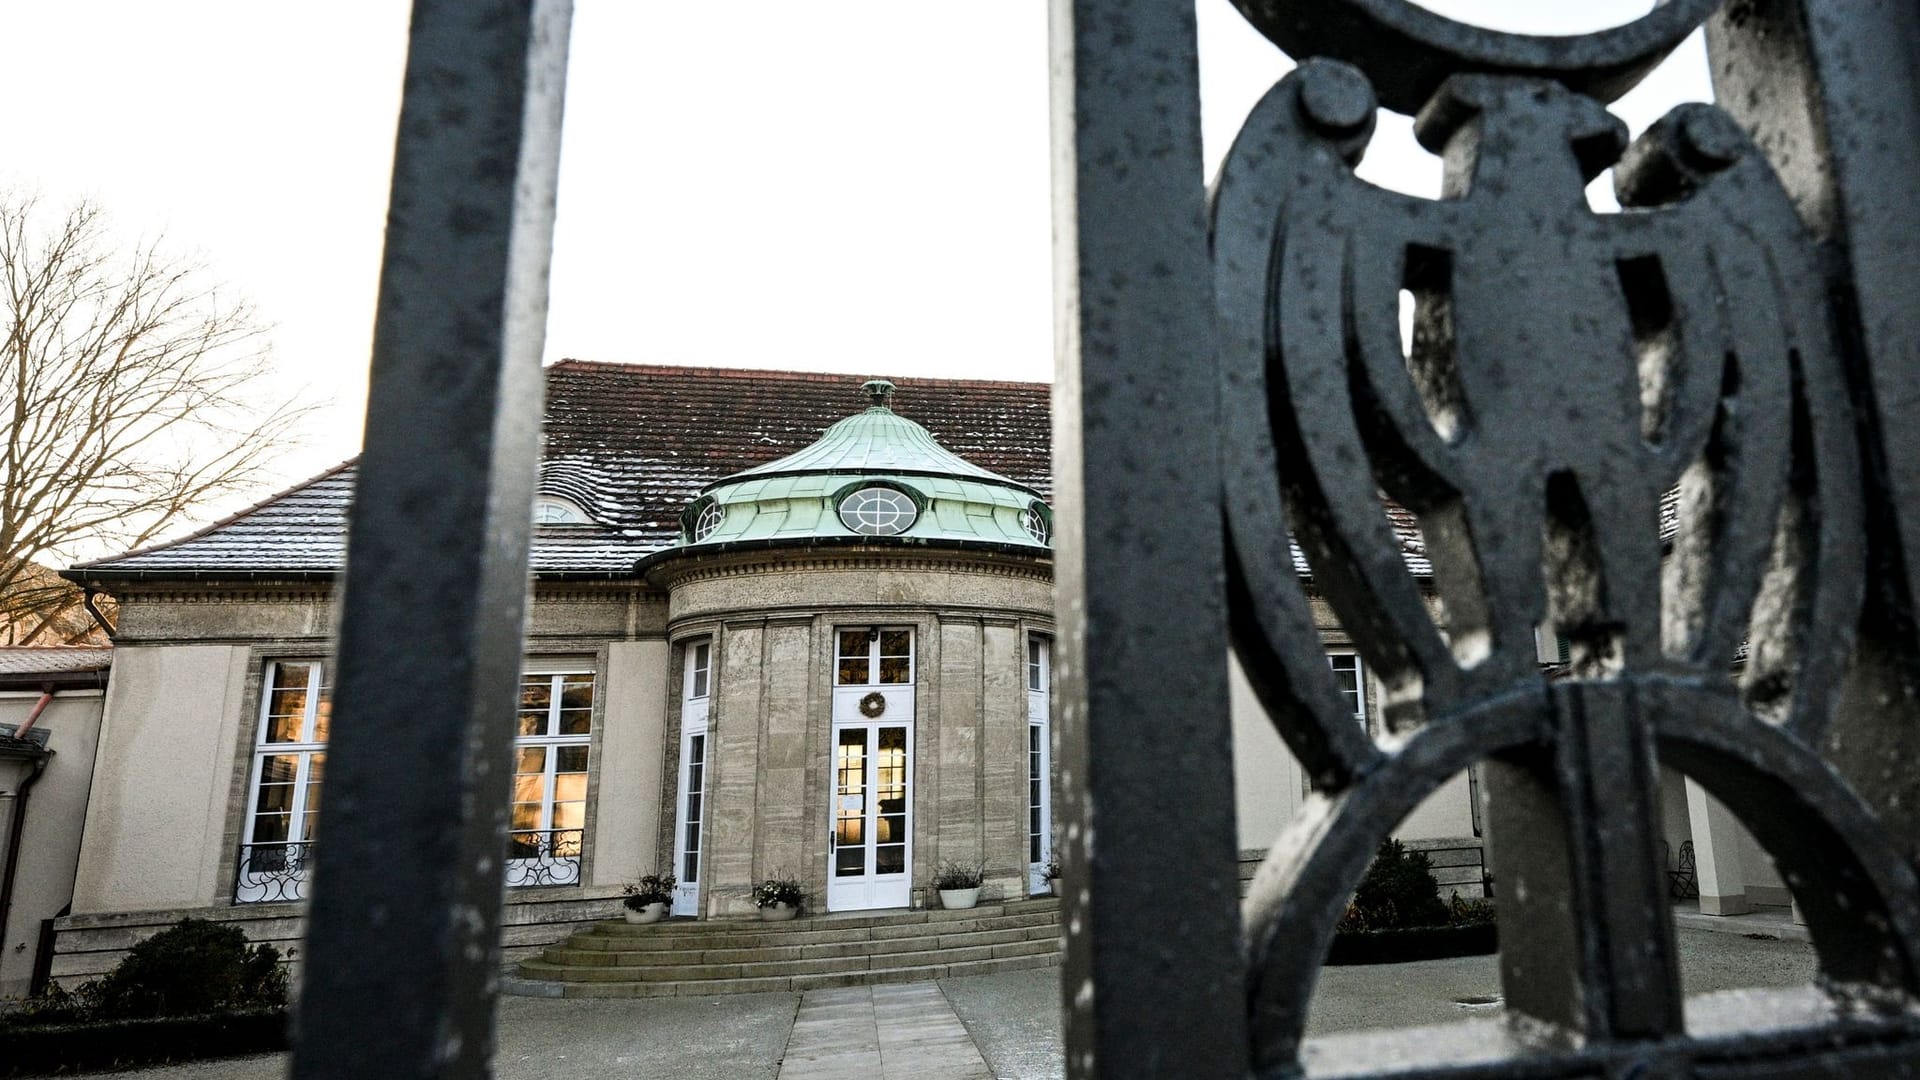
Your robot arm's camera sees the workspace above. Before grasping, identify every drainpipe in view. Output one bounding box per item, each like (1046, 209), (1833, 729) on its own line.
(81, 587), (116, 642)
(16, 689), (53, 736)
(0, 711), (52, 982)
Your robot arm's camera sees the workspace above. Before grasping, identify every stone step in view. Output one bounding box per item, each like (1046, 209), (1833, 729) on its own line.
(537, 949), (1062, 999)
(564, 908), (1060, 952)
(520, 932), (1060, 984)
(507, 897), (1064, 998)
(539, 921), (1058, 968)
(583, 897), (1058, 936)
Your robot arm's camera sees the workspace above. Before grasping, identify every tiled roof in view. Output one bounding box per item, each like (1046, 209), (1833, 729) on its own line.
(0, 645), (112, 677)
(69, 360), (1442, 581)
(73, 362), (1054, 578)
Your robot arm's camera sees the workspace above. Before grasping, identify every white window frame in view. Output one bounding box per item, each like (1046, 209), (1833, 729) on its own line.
(237, 660), (329, 903)
(533, 495), (592, 525)
(1328, 651), (1366, 728)
(1027, 635), (1053, 894)
(507, 670), (596, 887)
(686, 638), (712, 700)
(235, 659), (597, 903)
(834, 626), (916, 686)
(673, 636), (713, 916)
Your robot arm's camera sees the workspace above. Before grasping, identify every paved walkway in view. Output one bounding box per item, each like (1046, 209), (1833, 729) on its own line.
(108, 927), (1815, 1078)
(778, 983), (990, 1080)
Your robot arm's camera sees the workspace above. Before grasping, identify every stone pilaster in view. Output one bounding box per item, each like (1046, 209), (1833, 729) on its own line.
(757, 621), (814, 888)
(705, 624), (764, 917)
(935, 619), (985, 877)
(981, 622), (1028, 900)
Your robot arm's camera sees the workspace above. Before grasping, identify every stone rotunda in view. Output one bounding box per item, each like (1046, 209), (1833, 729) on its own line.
(636, 379), (1057, 917)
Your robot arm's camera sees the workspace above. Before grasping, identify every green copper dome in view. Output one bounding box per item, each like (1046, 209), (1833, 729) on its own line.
(668, 379), (1051, 554)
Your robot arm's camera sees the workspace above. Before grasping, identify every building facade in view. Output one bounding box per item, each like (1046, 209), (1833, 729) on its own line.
(32, 362), (1780, 988)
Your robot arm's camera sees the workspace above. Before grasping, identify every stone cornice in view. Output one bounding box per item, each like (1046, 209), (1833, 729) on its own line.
(647, 545), (1053, 592)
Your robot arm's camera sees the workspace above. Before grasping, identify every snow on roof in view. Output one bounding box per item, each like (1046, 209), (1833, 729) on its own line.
(69, 360), (1437, 581)
(0, 645), (112, 678)
(73, 362), (1054, 578)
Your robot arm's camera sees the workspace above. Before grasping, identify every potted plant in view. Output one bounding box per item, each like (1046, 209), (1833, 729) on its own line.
(622, 873), (675, 924)
(1042, 857), (1062, 897)
(753, 875), (805, 921)
(934, 861), (985, 910)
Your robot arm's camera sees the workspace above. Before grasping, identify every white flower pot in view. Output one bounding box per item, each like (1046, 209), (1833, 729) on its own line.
(760, 901), (799, 921)
(623, 901), (667, 924)
(939, 887), (981, 910)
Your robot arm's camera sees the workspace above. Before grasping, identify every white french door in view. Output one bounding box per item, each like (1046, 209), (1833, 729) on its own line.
(826, 627), (914, 911)
(672, 639), (712, 916)
(828, 721), (913, 911)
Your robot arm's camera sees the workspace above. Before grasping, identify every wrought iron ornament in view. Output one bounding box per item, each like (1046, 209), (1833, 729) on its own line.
(1214, 2), (1920, 1076)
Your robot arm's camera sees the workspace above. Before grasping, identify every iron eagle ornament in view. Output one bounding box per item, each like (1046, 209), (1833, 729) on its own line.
(1213, 1), (1920, 1076)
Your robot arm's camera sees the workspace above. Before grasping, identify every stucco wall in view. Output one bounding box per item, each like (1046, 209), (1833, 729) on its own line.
(588, 641), (669, 887)
(0, 690), (105, 998)
(71, 645), (252, 913)
(1229, 652), (1305, 850)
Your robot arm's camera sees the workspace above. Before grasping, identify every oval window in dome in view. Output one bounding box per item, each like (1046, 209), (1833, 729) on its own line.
(690, 499), (725, 542)
(1020, 501), (1051, 545)
(838, 486), (919, 537)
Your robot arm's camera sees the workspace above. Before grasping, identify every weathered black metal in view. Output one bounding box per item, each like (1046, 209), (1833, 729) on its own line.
(1705, 0), (1920, 875)
(1229, 0), (1722, 114)
(291, 2), (571, 1077)
(1048, 1), (1248, 1076)
(1197, 1), (1920, 1076)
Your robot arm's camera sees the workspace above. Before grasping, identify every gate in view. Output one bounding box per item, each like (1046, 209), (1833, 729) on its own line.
(288, 1), (1920, 1076)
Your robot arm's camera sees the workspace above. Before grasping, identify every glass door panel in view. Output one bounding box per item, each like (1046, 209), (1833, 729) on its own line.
(827, 721), (912, 910)
(835, 728), (868, 876)
(875, 727), (907, 874)
(672, 730), (707, 916)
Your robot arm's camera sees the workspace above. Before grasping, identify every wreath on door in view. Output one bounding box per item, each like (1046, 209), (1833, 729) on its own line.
(859, 692), (887, 718)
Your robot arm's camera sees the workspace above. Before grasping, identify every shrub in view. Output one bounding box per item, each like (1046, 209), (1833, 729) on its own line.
(623, 873), (676, 909)
(84, 918), (287, 1021)
(932, 861), (985, 891)
(1337, 839), (1451, 933)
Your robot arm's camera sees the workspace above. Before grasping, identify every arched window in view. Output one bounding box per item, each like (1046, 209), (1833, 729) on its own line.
(533, 496), (591, 525)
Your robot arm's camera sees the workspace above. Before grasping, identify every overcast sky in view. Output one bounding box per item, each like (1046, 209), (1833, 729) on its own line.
(0, 1), (1706, 491)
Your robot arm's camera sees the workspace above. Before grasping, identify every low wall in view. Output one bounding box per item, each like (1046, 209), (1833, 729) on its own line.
(47, 886), (630, 989)
(1238, 836), (1488, 901)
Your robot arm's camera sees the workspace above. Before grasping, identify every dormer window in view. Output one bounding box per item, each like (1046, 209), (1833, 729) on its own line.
(534, 497), (592, 526)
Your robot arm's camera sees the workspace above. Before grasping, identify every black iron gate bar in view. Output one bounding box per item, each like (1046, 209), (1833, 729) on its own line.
(291, 2), (571, 1077)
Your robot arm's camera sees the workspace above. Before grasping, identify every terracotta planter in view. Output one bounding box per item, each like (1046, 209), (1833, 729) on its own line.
(759, 901), (799, 921)
(939, 887), (981, 910)
(623, 901), (668, 924)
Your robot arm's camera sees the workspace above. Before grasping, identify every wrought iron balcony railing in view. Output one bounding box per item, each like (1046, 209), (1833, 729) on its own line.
(235, 829), (583, 904)
(504, 828), (583, 888)
(235, 840), (313, 904)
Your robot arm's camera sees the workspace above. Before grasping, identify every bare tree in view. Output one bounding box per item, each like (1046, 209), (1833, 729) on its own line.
(0, 193), (308, 642)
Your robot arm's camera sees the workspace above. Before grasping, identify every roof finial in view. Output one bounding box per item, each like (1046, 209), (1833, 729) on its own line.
(862, 378), (896, 410)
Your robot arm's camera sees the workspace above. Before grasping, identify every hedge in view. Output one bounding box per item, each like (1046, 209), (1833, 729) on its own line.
(0, 1008), (288, 1076)
(1324, 922), (1498, 966)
